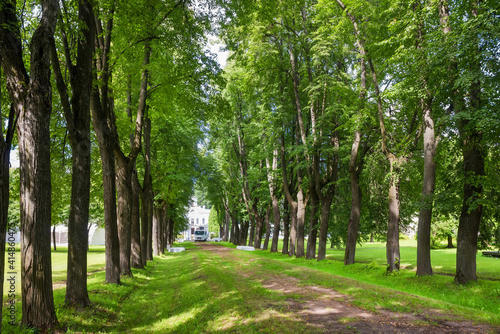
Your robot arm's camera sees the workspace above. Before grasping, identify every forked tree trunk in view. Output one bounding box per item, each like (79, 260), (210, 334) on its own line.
(91, 9), (120, 284)
(344, 50), (366, 266)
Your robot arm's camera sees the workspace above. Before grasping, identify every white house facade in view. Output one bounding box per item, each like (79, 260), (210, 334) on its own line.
(182, 197), (211, 240)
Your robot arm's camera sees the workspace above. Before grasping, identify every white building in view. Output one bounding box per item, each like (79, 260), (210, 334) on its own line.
(182, 197), (210, 240)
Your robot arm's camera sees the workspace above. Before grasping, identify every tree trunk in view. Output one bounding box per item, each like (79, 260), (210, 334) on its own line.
(386, 160), (401, 272)
(0, 96), (15, 334)
(53, 225), (57, 251)
(270, 196), (281, 253)
(131, 171), (143, 268)
(282, 203), (290, 255)
(116, 160), (134, 276)
(241, 221), (249, 246)
(296, 189), (306, 258)
(317, 193), (334, 261)
(454, 2), (484, 286)
(249, 218), (256, 247)
(263, 206), (271, 251)
(91, 9), (120, 284)
(146, 192), (153, 261)
(0, 0), (61, 329)
(447, 235), (454, 248)
(345, 131), (362, 265)
(153, 206), (160, 256)
(230, 211), (239, 244)
(344, 47), (365, 264)
(416, 96), (436, 276)
(306, 190), (319, 259)
(288, 203), (298, 257)
(142, 118), (153, 262)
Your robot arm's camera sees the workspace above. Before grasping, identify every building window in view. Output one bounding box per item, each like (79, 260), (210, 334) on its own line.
(202, 218), (205, 225)
(196, 218), (199, 225)
(191, 218), (194, 225)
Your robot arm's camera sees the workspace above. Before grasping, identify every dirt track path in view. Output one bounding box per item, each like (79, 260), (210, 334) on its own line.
(198, 243), (498, 334)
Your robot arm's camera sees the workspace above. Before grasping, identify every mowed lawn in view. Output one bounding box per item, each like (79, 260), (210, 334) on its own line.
(2, 240), (500, 333)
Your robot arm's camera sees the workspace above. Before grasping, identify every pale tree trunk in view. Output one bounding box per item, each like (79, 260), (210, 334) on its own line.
(386, 159), (401, 272)
(0, 0), (60, 330)
(415, 3), (436, 277)
(416, 96), (436, 276)
(153, 206), (161, 256)
(267, 149), (281, 253)
(289, 46), (310, 259)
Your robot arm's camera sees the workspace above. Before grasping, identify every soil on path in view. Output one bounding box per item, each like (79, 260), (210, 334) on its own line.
(198, 243), (499, 334)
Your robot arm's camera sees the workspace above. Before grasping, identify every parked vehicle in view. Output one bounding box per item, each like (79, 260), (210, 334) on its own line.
(194, 229), (209, 242)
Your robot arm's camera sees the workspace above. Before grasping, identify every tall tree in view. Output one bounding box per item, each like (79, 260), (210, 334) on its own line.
(50, 0), (95, 305)
(0, 0), (60, 329)
(91, 2), (121, 284)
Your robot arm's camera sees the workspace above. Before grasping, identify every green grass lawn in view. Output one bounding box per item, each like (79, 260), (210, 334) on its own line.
(2, 240), (500, 333)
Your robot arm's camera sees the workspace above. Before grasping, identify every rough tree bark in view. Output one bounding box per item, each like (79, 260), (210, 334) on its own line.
(263, 206), (272, 250)
(0, 0), (60, 329)
(344, 35), (367, 265)
(131, 171), (143, 268)
(266, 149), (282, 253)
(91, 8), (121, 284)
(438, 0), (485, 284)
(115, 41), (151, 276)
(142, 117), (153, 262)
(414, 2), (437, 277)
(0, 75), (17, 334)
(50, 0), (95, 306)
(282, 202), (290, 255)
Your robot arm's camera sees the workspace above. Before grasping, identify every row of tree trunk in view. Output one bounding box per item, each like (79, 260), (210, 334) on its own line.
(0, 0), (174, 331)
